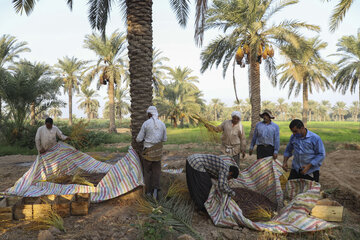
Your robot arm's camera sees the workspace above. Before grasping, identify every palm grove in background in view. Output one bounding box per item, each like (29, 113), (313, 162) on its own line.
(0, 0), (359, 148)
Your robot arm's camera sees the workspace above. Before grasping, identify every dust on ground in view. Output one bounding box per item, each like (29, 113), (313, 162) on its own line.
(1, 146), (360, 240)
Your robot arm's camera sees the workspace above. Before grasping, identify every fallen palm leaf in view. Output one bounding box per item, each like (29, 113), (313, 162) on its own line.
(165, 180), (188, 199)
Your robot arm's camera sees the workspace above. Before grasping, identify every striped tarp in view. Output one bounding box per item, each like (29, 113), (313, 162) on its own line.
(2, 142), (143, 202)
(204, 156), (337, 233)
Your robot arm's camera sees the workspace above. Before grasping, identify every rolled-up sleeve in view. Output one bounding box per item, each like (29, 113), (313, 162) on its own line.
(274, 125), (280, 154)
(136, 123), (146, 143)
(218, 171), (235, 196)
(284, 136), (294, 158)
(56, 127), (68, 141)
(35, 128), (42, 152)
(250, 124), (258, 150)
(310, 137), (326, 167)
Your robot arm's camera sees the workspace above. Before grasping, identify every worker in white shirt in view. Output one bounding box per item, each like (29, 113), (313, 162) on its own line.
(35, 118), (70, 154)
(136, 106), (167, 199)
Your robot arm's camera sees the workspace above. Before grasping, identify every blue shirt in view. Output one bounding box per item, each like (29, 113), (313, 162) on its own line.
(250, 121), (280, 154)
(284, 129), (325, 174)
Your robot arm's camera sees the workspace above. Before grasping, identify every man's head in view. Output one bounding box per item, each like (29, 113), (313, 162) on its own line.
(231, 111), (241, 125)
(228, 165), (239, 180)
(260, 109), (274, 123)
(146, 106), (158, 119)
(45, 117), (53, 129)
(289, 119), (306, 137)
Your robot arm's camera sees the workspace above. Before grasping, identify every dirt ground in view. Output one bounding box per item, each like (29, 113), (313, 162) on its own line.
(1, 145), (360, 240)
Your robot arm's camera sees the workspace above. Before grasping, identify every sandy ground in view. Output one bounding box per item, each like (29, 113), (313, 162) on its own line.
(1, 145), (360, 239)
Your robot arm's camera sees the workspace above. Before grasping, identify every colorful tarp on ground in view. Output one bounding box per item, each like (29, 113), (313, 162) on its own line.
(205, 156), (337, 233)
(1, 142), (143, 203)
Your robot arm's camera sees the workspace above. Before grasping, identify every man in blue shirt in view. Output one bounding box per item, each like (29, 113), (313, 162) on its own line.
(283, 119), (325, 182)
(249, 109), (280, 159)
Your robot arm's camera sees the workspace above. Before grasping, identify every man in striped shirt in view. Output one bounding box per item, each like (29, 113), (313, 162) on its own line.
(186, 154), (239, 210)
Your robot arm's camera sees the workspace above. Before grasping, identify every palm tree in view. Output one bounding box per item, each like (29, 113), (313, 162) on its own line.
(103, 87), (130, 125)
(12, 60), (54, 125)
(0, 35), (30, 118)
(154, 67), (204, 127)
(325, 0), (356, 32)
(152, 49), (170, 96)
(278, 37), (335, 126)
(261, 100), (276, 114)
(332, 101), (347, 121)
(332, 30), (360, 103)
(210, 98), (224, 121)
(84, 31), (127, 133)
(320, 100), (331, 121)
(349, 101), (359, 122)
(77, 87), (100, 120)
(308, 100), (319, 122)
(288, 102), (302, 120)
(276, 98), (288, 120)
(55, 56), (87, 126)
(48, 107), (63, 120)
(200, 0), (319, 138)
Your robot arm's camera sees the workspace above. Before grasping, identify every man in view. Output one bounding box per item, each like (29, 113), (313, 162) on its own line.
(211, 111), (246, 166)
(249, 109), (280, 160)
(283, 119), (325, 182)
(186, 154), (239, 211)
(35, 117), (69, 154)
(136, 106), (167, 199)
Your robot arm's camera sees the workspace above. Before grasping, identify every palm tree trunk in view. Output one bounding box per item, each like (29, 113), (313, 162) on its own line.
(69, 87), (73, 126)
(108, 81), (117, 133)
(30, 102), (36, 125)
(214, 107), (217, 121)
(126, 0), (153, 153)
(87, 104), (91, 120)
(249, 51), (261, 140)
(302, 78), (308, 127)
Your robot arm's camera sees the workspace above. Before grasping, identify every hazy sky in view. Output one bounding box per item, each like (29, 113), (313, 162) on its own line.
(1, 0), (359, 118)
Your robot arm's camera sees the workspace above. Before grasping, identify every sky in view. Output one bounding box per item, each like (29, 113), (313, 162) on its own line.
(0, 0), (360, 118)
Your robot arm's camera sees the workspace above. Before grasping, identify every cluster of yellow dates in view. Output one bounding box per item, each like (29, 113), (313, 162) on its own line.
(235, 44), (274, 66)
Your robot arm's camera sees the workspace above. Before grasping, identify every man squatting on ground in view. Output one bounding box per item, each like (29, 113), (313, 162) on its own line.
(283, 119), (325, 182)
(249, 109), (280, 160)
(211, 111), (246, 166)
(136, 106), (167, 199)
(186, 154), (239, 211)
(35, 117), (70, 154)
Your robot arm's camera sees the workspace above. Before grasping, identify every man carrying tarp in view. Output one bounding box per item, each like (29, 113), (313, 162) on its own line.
(210, 111), (246, 166)
(249, 109), (280, 160)
(282, 119), (325, 182)
(136, 106), (167, 199)
(186, 154), (239, 211)
(35, 117), (70, 154)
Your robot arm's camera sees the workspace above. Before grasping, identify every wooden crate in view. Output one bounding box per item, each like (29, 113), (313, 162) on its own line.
(71, 201), (89, 216)
(13, 204), (33, 220)
(52, 203), (70, 217)
(0, 198), (13, 221)
(311, 198), (344, 222)
(76, 193), (90, 202)
(57, 194), (74, 204)
(33, 203), (52, 219)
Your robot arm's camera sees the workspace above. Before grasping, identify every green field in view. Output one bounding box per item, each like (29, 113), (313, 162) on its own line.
(0, 120), (359, 156)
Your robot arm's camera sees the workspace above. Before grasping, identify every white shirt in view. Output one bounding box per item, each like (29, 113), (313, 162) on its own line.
(136, 118), (167, 148)
(35, 125), (68, 152)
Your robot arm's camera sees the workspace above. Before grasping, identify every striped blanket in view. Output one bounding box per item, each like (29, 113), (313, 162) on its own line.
(205, 156), (337, 233)
(2, 142), (143, 202)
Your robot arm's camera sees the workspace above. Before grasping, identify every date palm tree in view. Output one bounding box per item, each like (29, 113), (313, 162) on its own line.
(103, 87), (130, 126)
(12, 0), (208, 152)
(0, 35), (30, 118)
(332, 101), (347, 121)
(278, 37), (335, 126)
(332, 30), (360, 103)
(77, 87), (100, 120)
(200, 0), (319, 138)
(55, 56), (87, 126)
(48, 107), (63, 120)
(84, 31), (127, 133)
(324, 0), (357, 32)
(153, 49), (170, 96)
(349, 101), (359, 122)
(276, 98), (288, 121)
